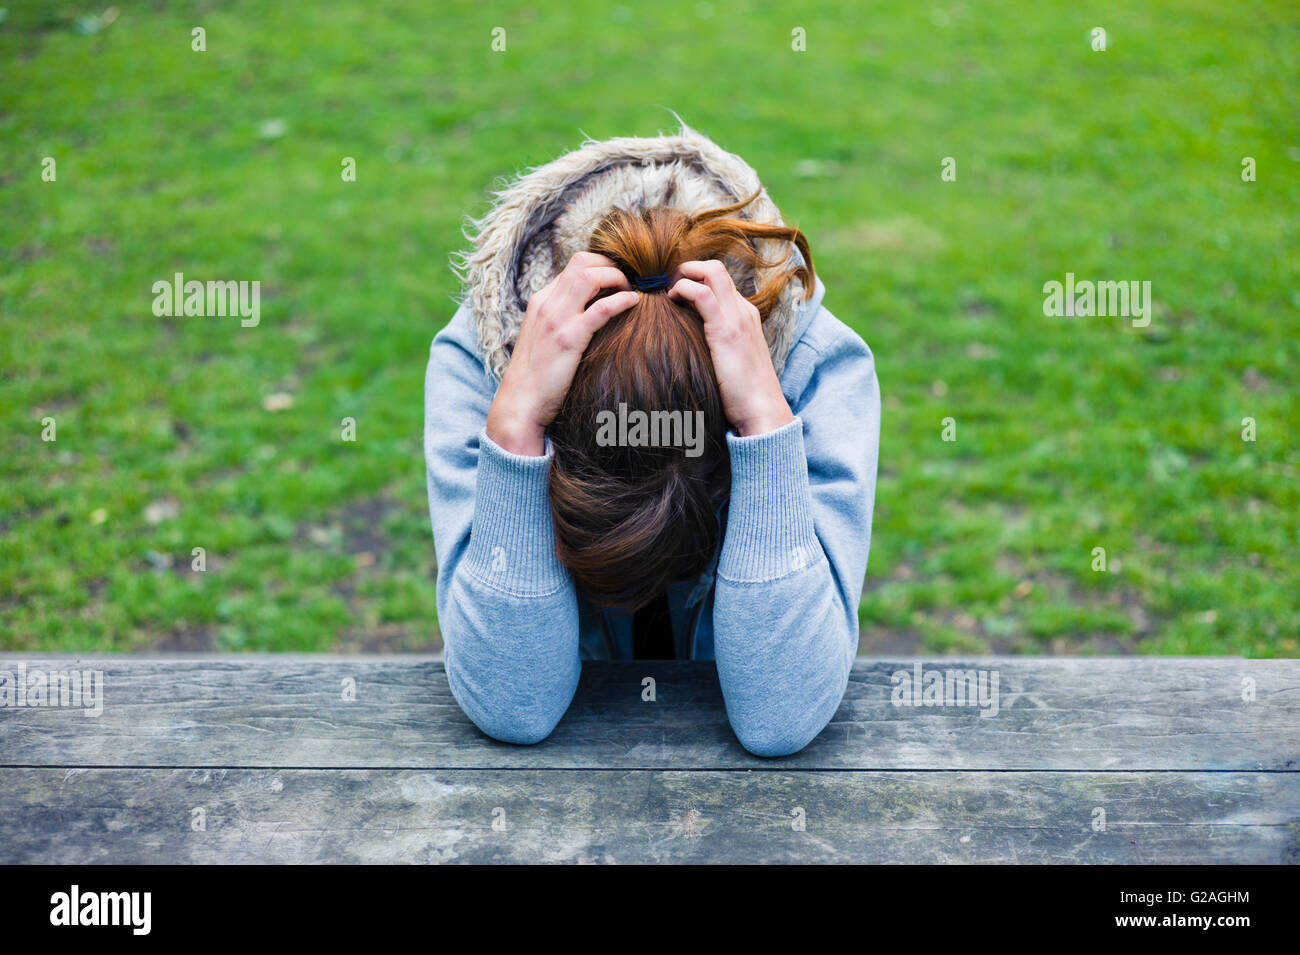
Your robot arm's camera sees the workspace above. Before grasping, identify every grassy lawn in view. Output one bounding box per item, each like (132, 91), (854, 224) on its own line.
(1, 1), (1296, 655)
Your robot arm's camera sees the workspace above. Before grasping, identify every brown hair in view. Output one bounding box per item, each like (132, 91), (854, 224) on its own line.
(547, 191), (815, 610)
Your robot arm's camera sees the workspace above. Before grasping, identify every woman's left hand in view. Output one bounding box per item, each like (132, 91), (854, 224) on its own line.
(669, 260), (794, 437)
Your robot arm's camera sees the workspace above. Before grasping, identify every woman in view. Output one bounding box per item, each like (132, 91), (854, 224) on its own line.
(425, 124), (880, 756)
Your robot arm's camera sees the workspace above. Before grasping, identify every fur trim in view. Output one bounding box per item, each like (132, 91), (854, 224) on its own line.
(451, 122), (806, 381)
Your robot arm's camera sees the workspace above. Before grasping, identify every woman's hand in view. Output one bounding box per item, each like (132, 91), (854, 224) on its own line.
(486, 252), (639, 456)
(669, 260), (795, 437)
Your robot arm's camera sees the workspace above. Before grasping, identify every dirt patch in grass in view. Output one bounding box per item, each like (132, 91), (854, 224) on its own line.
(335, 622), (441, 654)
(154, 626), (217, 653)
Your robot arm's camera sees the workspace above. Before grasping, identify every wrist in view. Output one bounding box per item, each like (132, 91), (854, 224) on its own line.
(486, 401), (546, 456)
(733, 403), (794, 438)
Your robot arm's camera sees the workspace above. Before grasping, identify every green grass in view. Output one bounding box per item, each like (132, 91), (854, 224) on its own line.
(1, 1), (1297, 655)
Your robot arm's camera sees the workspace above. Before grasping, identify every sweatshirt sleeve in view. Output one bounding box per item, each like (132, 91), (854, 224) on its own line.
(712, 321), (881, 757)
(424, 310), (581, 744)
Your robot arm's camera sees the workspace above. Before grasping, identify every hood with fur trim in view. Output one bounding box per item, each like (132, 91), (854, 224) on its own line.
(451, 123), (809, 382)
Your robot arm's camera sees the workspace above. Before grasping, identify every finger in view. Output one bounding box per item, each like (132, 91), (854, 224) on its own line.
(558, 251), (622, 291)
(558, 266), (632, 312)
(668, 278), (724, 321)
(674, 263), (760, 332)
(581, 265), (634, 296)
(581, 290), (640, 331)
(563, 250), (620, 272)
(675, 259), (736, 295)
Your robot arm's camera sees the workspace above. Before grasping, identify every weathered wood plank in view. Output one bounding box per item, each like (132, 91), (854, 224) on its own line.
(0, 768), (1294, 864)
(1, 657), (1295, 771)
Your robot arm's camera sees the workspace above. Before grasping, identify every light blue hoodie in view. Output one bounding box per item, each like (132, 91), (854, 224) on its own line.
(424, 128), (880, 756)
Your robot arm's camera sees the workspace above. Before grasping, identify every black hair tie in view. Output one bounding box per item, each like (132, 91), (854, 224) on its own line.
(633, 272), (672, 292)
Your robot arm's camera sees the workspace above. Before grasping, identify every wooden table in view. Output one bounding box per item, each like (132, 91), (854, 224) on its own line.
(1, 656), (1296, 863)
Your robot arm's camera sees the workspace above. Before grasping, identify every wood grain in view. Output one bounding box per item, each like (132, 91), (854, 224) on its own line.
(2, 767), (1295, 864)
(1, 657), (1296, 770)
(2, 655), (1295, 862)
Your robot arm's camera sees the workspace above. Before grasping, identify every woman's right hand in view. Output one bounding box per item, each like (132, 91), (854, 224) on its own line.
(485, 252), (639, 456)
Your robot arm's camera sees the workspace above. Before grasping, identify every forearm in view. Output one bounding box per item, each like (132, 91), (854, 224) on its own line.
(439, 429), (581, 744)
(712, 418), (856, 757)
(442, 573), (580, 745)
(714, 568), (852, 757)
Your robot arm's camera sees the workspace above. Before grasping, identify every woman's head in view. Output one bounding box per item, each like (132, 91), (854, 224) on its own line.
(547, 192), (814, 610)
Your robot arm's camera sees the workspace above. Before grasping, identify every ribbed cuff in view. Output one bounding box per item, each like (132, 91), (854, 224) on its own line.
(463, 428), (569, 595)
(719, 416), (821, 582)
